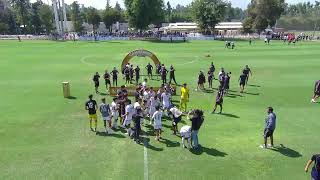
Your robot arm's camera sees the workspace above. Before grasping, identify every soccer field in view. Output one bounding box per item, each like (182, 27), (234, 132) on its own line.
(0, 40), (319, 180)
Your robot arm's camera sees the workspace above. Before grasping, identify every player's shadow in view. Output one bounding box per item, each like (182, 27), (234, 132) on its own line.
(203, 89), (214, 93)
(248, 84), (261, 87)
(160, 138), (180, 147)
(140, 137), (164, 151)
(66, 96), (77, 100)
(243, 92), (260, 96)
(95, 131), (126, 138)
(270, 144), (302, 158)
(226, 93), (243, 98)
(218, 113), (240, 118)
(189, 146), (228, 157)
(99, 92), (108, 96)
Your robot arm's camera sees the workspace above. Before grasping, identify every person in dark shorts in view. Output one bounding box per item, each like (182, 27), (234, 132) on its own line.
(146, 63), (153, 79)
(239, 73), (247, 93)
(129, 65), (134, 83)
(104, 70), (111, 90)
(212, 87), (224, 114)
(169, 65), (177, 85)
(160, 64), (168, 85)
(305, 154), (320, 180)
(133, 107), (143, 144)
(209, 62), (215, 75)
(93, 72), (100, 94)
(242, 65), (252, 85)
(156, 64), (161, 80)
(197, 71), (206, 91)
(311, 80), (320, 103)
(111, 67), (119, 86)
(134, 66), (140, 84)
(223, 72), (231, 94)
(124, 67), (130, 84)
(260, 107), (276, 149)
(208, 70), (213, 89)
(85, 94), (98, 132)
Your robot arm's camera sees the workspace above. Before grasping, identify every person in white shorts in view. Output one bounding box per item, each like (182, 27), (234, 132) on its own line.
(161, 90), (171, 115)
(111, 98), (119, 128)
(122, 100), (134, 135)
(99, 98), (113, 134)
(180, 125), (192, 148)
(152, 106), (163, 141)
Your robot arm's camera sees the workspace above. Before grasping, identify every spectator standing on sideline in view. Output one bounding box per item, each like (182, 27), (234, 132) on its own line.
(260, 107), (276, 149)
(189, 109), (204, 150)
(305, 154), (320, 180)
(93, 72), (100, 94)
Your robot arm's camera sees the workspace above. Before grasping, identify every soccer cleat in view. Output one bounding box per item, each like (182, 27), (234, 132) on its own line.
(259, 145), (267, 149)
(311, 99), (316, 103)
(267, 144), (274, 148)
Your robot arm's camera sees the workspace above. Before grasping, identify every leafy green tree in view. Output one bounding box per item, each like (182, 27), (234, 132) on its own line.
(38, 3), (54, 34)
(103, 8), (120, 32)
(11, 0), (31, 33)
(30, 0), (42, 34)
(169, 4), (192, 22)
(86, 7), (101, 32)
(70, 1), (83, 32)
(191, 0), (227, 33)
(124, 0), (165, 30)
(242, 0), (285, 33)
(166, 1), (172, 22)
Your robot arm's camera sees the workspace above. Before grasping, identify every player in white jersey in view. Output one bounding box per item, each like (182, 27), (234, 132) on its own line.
(180, 125), (192, 148)
(110, 98), (119, 128)
(161, 90), (171, 116)
(99, 98), (113, 134)
(152, 106), (163, 141)
(122, 100), (134, 132)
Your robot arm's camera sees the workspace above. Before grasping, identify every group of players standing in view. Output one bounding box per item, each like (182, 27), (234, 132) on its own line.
(85, 61), (256, 148)
(195, 62), (252, 114)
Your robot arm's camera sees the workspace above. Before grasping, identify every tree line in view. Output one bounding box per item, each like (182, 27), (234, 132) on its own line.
(1, 0), (318, 35)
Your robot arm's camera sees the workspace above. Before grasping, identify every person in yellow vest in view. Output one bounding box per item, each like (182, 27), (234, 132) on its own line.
(180, 83), (190, 113)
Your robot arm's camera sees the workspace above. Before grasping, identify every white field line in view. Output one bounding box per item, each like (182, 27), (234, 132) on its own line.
(80, 56), (97, 66)
(143, 125), (149, 180)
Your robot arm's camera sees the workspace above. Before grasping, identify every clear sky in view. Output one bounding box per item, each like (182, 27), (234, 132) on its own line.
(42, 0), (316, 10)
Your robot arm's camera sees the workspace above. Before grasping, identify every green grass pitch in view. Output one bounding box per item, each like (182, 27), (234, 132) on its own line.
(0, 40), (319, 180)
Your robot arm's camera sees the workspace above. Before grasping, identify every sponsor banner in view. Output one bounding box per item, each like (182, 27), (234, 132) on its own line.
(109, 86), (177, 96)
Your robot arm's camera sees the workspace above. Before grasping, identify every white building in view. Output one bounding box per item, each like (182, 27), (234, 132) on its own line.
(161, 22), (243, 35)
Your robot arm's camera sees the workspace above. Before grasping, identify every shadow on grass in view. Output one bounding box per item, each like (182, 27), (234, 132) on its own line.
(95, 131), (126, 138)
(99, 92), (108, 96)
(270, 144), (302, 158)
(247, 84), (261, 87)
(219, 113), (240, 119)
(66, 96), (77, 100)
(160, 138), (180, 147)
(140, 137), (164, 151)
(243, 92), (260, 96)
(189, 146), (228, 157)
